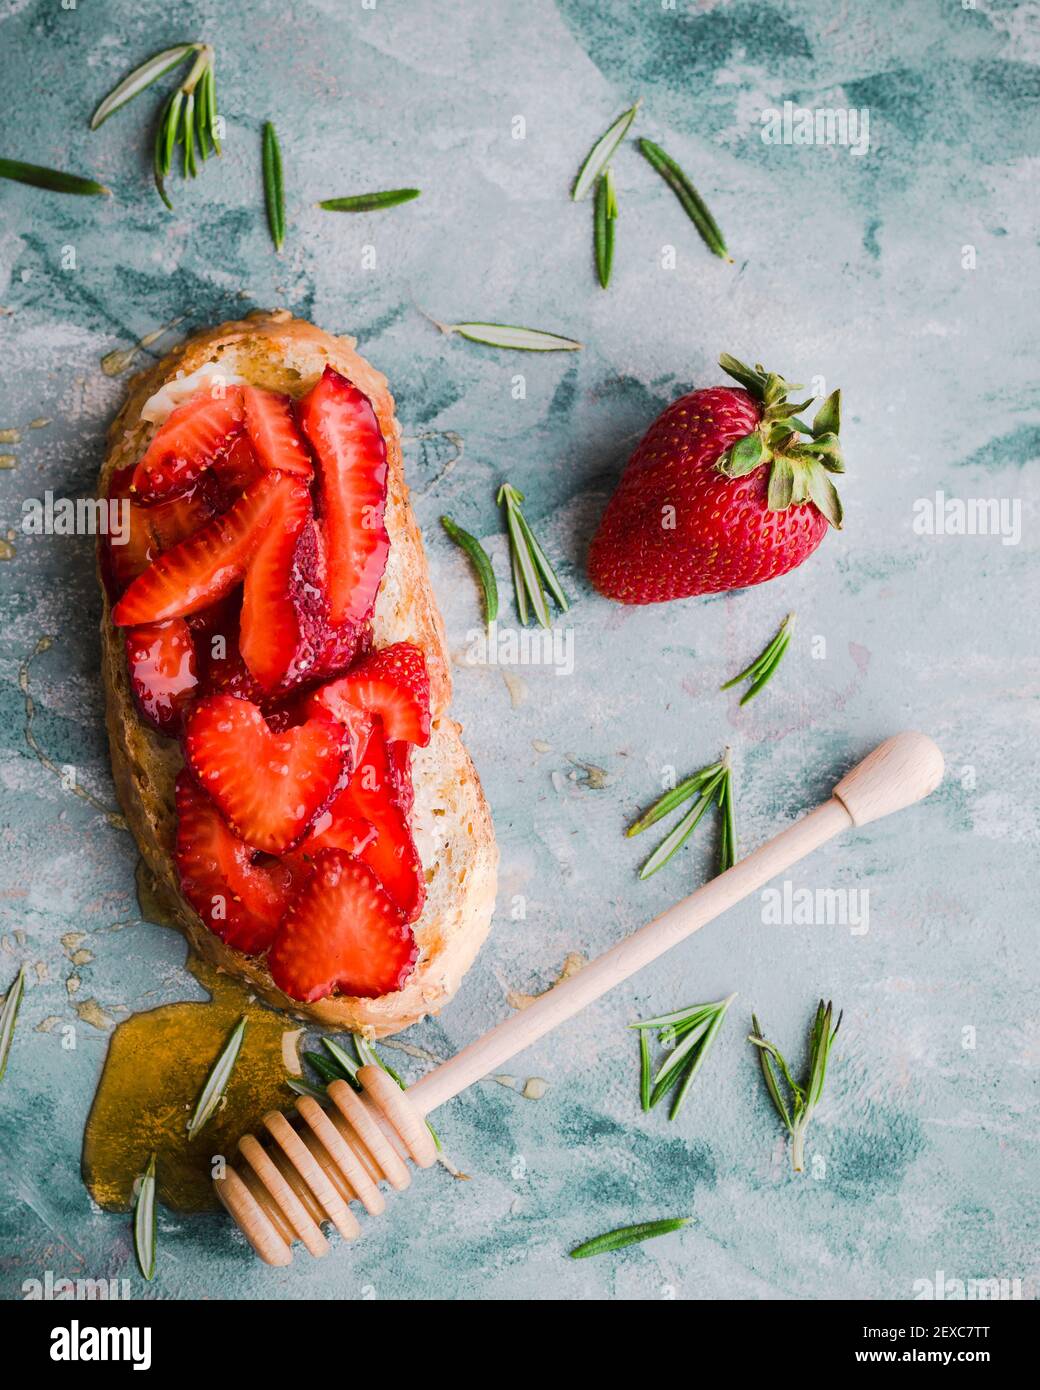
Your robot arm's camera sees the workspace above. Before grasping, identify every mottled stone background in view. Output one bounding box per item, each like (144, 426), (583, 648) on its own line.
(0, 0), (1037, 1301)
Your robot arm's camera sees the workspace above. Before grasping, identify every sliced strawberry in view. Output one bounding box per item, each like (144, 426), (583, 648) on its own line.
(387, 739), (416, 819)
(190, 598), (267, 704)
(328, 721), (424, 920)
(243, 385), (313, 478)
(111, 470), (289, 627)
(184, 695), (347, 854)
(210, 433), (266, 505)
(239, 477), (312, 692)
(275, 519), (369, 695)
(103, 466), (218, 600)
(296, 366), (389, 625)
(174, 771), (292, 954)
(132, 387), (244, 501)
(305, 643), (430, 746)
(125, 619), (198, 736)
(268, 849), (417, 1002)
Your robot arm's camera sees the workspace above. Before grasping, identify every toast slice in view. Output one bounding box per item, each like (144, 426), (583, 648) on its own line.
(98, 310), (497, 1036)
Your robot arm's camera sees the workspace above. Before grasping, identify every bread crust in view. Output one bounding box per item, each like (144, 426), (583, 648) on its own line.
(99, 311), (497, 1036)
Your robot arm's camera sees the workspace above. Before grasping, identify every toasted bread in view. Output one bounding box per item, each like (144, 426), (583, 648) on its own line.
(99, 310), (497, 1036)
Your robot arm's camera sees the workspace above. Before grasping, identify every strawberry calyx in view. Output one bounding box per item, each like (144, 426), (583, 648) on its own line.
(714, 354), (844, 530)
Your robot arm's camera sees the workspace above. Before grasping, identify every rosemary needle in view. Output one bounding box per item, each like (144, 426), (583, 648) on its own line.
(638, 137), (731, 262)
(569, 1217), (689, 1259)
(187, 1015), (246, 1138)
(132, 1153), (157, 1281)
(722, 613), (795, 705)
(262, 121), (285, 251)
(441, 514), (499, 626)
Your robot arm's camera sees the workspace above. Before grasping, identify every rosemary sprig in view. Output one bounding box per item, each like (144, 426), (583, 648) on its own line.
(151, 44), (220, 209)
(498, 483), (569, 629)
(630, 750), (736, 879)
(297, 1035), (438, 1149)
(722, 613), (794, 705)
(262, 121), (285, 251)
(423, 315), (582, 352)
(594, 165), (617, 289)
(638, 138), (731, 262)
(749, 1001), (842, 1172)
(0, 963), (26, 1083)
(572, 99), (640, 201)
(319, 188), (420, 212)
(630, 995), (734, 1119)
(0, 159), (109, 197)
(132, 1153), (157, 1281)
(569, 1216), (688, 1259)
(91, 43), (195, 129)
(441, 515), (499, 626)
(187, 1015), (246, 1139)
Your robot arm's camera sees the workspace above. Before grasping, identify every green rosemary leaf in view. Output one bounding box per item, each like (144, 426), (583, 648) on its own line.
(262, 121), (285, 251)
(638, 775), (722, 879)
(722, 614), (794, 704)
(638, 138), (731, 262)
(304, 1050), (344, 1086)
(194, 73), (211, 160)
(626, 764), (722, 837)
(187, 1015), (246, 1139)
(512, 505), (569, 613)
(665, 995), (734, 1119)
(181, 91), (196, 178)
(441, 515), (499, 625)
(651, 1016), (714, 1093)
(321, 1036), (360, 1083)
(133, 1153), (157, 1281)
(161, 90), (182, 179)
(0, 963), (26, 1083)
(569, 1216), (688, 1259)
(426, 317), (582, 352)
(594, 166), (617, 289)
(90, 43), (196, 129)
(749, 1003), (840, 1171)
(572, 99), (640, 201)
(719, 768), (737, 871)
(319, 188), (420, 213)
(206, 63), (221, 155)
(0, 158), (109, 197)
(499, 484), (558, 628)
(629, 1002), (717, 1032)
(510, 537), (529, 626)
(286, 1076), (328, 1101)
(639, 1029), (651, 1112)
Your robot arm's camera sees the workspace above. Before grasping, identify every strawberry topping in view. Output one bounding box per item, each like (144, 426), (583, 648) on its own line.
(239, 476), (312, 692)
(125, 618), (198, 736)
(268, 850), (417, 1002)
(132, 387), (244, 501)
(243, 385), (314, 478)
(174, 771), (292, 953)
(305, 642), (431, 746)
(111, 470), (291, 627)
(184, 694), (347, 855)
(297, 366), (389, 625)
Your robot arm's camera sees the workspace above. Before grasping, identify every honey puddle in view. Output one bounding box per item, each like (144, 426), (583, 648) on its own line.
(82, 866), (302, 1213)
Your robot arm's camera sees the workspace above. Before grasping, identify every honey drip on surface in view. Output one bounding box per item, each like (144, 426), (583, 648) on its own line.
(82, 864), (302, 1213)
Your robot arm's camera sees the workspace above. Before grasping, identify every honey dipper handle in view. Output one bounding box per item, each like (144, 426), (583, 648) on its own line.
(408, 733), (943, 1117)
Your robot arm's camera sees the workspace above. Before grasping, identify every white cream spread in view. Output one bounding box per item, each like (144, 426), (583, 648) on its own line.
(139, 362), (248, 425)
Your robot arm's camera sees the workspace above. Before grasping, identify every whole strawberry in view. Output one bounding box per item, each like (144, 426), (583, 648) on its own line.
(588, 355), (844, 603)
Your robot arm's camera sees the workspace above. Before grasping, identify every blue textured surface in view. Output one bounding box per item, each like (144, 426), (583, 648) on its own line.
(1, 0), (1037, 1301)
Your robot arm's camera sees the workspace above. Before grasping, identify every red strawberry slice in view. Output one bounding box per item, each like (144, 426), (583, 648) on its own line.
(296, 367), (389, 625)
(387, 739), (416, 818)
(132, 387), (244, 501)
(268, 849), (418, 1002)
(274, 519), (370, 696)
(332, 721), (424, 920)
(210, 433), (266, 505)
(189, 597), (266, 705)
(102, 465), (216, 599)
(125, 618), (198, 736)
(184, 694), (347, 854)
(243, 385), (313, 478)
(112, 470), (289, 627)
(305, 643), (430, 745)
(239, 476), (312, 692)
(174, 771), (292, 954)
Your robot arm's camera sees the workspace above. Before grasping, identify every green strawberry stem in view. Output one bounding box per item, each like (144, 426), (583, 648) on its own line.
(716, 355), (844, 530)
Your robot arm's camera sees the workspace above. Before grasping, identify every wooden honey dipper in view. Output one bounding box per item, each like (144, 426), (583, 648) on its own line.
(214, 731), (944, 1265)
